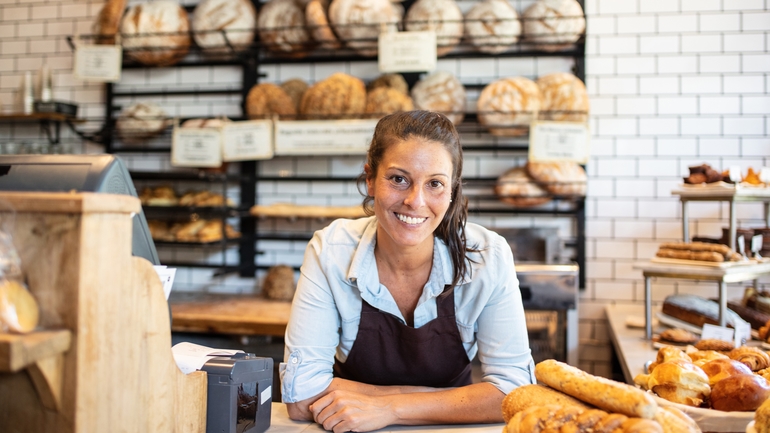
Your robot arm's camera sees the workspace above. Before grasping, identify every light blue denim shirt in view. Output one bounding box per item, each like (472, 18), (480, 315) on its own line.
(280, 216), (535, 403)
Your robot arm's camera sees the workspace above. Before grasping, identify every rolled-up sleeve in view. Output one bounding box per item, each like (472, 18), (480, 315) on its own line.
(280, 234), (343, 403)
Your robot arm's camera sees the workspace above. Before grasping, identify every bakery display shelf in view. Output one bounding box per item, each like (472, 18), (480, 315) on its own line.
(153, 236), (245, 248)
(142, 205), (247, 219)
(0, 329), (72, 373)
(130, 170), (245, 183)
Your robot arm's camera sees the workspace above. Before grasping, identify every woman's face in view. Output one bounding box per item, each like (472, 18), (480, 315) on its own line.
(366, 137), (454, 252)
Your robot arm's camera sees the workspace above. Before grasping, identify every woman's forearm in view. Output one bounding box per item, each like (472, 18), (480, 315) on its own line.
(382, 382), (505, 425)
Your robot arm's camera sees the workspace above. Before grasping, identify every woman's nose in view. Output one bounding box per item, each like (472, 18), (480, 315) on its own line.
(404, 185), (425, 208)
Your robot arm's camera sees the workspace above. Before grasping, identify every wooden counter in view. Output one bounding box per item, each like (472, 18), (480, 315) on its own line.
(605, 304), (658, 385)
(268, 402), (504, 433)
(170, 292), (292, 337)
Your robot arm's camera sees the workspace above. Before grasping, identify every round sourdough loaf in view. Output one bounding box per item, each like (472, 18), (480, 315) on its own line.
(263, 265), (296, 301)
(364, 87), (414, 118)
(536, 72), (589, 122)
(522, 0), (585, 51)
(464, 0), (521, 54)
(411, 71), (466, 124)
(116, 101), (169, 143)
(367, 73), (409, 95)
(92, 0), (127, 45)
(280, 78), (309, 112)
(246, 83), (297, 119)
(328, 0), (398, 57)
(495, 167), (551, 207)
(404, 0), (464, 56)
(299, 73), (366, 119)
(305, 0), (342, 51)
(477, 76), (541, 136)
(258, 0), (312, 57)
(120, 1), (191, 66)
(526, 161), (587, 196)
(192, 0), (257, 55)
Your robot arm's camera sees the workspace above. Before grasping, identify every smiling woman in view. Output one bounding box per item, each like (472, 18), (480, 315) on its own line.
(280, 110), (535, 433)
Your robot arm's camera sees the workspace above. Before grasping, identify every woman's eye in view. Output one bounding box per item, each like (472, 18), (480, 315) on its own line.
(429, 180), (444, 188)
(391, 175), (406, 184)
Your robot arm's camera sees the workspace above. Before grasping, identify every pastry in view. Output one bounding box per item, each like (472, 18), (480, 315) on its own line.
(757, 392), (770, 432)
(366, 74), (409, 95)
(280, 78), (309, 112)
(0, 279), (39, 333)
(192, 0), (257, 55)
(141, 185), (178, 206)
(411, 71), (466, 124)
(364, 87), (414, 118)
(700, 358), (753, 386)
(494, 167), (551, 207)
(633, 360), (710, 407)
(687, 349), (729, 368)
(299, 73), (366, 119)
(536, 72), (590, 122)
(477, 76), (541, 136)
(693, 338), (735, 352)
(328, 0), (398, 56)
(197, 220), (224, 243)
(658, 328), (698, 345)
(180, 118), (231, 129)
(403, 0), (464, 56)
(648, 345), (691, 373)
(501, 384), (590, 422)
(250, 203), (367, 220)
(728, 346), (770, 371)
(525, 161), (587, 196)
(662, 294), (745, 330)
(91, 0), (126, 45)
(305, 0), (342, 51)
(684, 163), (722, 184)
(246, 83), (298, 120)
(120, 1), (191, 66)
(710, 373), (770, 411)
(463, 0), (520, 54)
(258, 0), (313, 57)
(262, 264), (296, 301)
(521, 0), (585, 52)
(175, 220), (207, 242)
(116, 102), (169, 143)
(147, 220), (174, 242)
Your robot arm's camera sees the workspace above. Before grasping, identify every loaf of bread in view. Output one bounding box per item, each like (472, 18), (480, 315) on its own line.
(661, 294), (744, 329)
(192, 0), (257, 55)
(328, 0), (398, 56)
(536, 72), (589, 122)
(495, 167), (551, 207)
(535, 359), (658, 419)
(477, 76), (541, 136)
(633, 360), (711, 407)
(411, 71), (466, 124)
(0, 279), (39, 333)
(263, 265), (296, 301)
(726, 301), (770, 331)
(522, 0), (585, 52)
(503, 405), (663, 433)
(526, 161), (587, 196)
(305, 0), (342, 51)
(367, 74), (409, 96)
(258, 0), (312, 57)
(246, 83), (298, 120)
(501, 384), (591, 422)
(299, 73), (366, 119)
(280, 78), (309, 112)
(711, 373), (770, 411)
(364, 87), (414, 118)
(463, 0), (520, 54)
(120, 1), (191, 66)
(116, 102), (169, 143)
(403, 0), (464, 56)
(91, 0), (126, 45)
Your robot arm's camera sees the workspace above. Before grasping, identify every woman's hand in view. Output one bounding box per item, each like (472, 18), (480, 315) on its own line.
(309, 389), (398, 433)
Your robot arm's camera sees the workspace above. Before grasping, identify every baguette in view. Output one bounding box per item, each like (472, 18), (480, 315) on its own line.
(501, 384), (591, 422)
(659, 241), (731, 256)
(656, 248), (724, 262)
(503, 405), (664, 433)
(534, 359), (658, 419)
(653, 406), (701, 433)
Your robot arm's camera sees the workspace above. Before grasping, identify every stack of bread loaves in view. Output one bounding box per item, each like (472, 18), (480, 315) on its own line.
(495, 161), (587, 207)
(502, 359), (701, 433)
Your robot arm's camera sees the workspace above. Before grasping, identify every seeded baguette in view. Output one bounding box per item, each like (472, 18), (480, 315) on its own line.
(534, 359), (658, 419)
(502, 384), (591, 422)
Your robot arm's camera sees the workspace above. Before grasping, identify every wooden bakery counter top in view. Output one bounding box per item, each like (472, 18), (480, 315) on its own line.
(169, 292), (292, 337)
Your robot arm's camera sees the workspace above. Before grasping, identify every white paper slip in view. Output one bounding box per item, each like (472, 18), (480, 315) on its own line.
(274, 119), (378, 155)
(701, 323), (734, 343)
(222, 120), (273, 161)
(528, 121), (590, 164)
(73, 44), (122, 83)
(153, 266), (176, 300)
(172, 126), (223, 167)
(378, 30), (437, 73)
(172, 342), (245, 375)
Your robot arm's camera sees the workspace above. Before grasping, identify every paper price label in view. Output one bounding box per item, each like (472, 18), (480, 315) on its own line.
(222, 120), (273, 161)
(378, 31), (437, 73)
(171, 126), (222, 167)
(73, 45), (122, 82)
(275, 119), (378, 155)
(528, 121), (590, 163)
(701, 323), (734, 343)
(734, 320), (751, 347)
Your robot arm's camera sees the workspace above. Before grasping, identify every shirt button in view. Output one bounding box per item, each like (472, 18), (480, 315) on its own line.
(291, 357), (298, 364)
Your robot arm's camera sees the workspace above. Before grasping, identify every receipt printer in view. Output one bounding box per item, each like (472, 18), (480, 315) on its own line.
(201, 353), (273, 433)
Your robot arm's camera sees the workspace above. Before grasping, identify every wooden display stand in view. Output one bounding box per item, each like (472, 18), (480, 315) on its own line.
(0, 192), (206, 433)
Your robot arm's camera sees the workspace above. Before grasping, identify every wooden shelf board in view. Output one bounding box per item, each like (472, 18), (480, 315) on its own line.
(0, 329), (72, 373)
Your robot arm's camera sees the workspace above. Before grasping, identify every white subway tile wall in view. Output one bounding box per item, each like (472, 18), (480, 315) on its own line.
(0, 0), (768, 376)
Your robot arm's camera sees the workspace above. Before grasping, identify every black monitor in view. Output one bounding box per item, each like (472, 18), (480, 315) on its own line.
(0, 154), (160, 266)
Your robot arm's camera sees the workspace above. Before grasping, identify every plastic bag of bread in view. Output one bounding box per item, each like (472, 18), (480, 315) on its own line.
(0, 227), (39, 334)
(262, 265), (296, 301)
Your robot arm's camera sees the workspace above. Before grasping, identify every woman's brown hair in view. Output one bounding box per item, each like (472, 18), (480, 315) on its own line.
(357, 110), (475, 289)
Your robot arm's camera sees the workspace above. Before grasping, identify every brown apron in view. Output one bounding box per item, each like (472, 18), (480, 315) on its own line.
(333, 289), (472, 388)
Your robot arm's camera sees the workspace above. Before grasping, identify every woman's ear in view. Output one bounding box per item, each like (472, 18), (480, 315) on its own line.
(364, 164), (373, 195)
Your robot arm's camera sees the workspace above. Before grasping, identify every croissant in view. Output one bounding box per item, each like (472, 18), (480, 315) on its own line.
(503, 405), (663, 433)
(648, 345), (690, 372)
(728, 346), (770, 371)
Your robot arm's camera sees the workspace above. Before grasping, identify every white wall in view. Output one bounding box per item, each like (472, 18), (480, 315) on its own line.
(0, 0), (768, 375)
